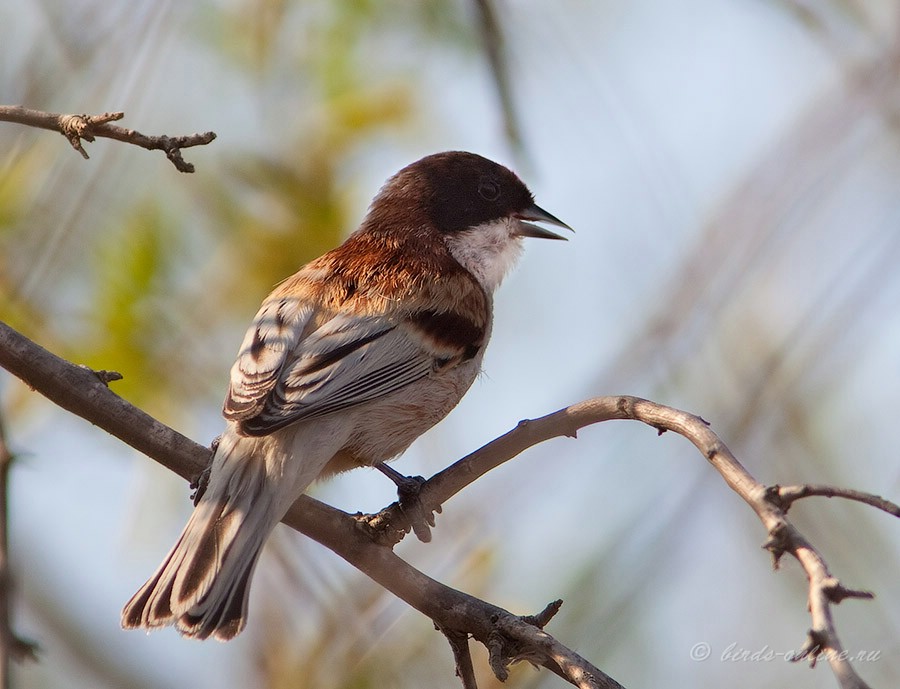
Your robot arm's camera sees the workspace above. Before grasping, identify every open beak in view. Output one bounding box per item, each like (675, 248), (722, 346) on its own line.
(514, 203), (574, 240)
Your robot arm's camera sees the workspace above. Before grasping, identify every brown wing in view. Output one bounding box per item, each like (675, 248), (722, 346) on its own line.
(224, 238), (489, 436)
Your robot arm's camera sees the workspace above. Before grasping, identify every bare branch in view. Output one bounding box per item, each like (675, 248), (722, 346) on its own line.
(0, 319), (891, 689)
(523, 599), (563, 629)
(0, 408), (40, 686)
(492, 613), (625, 689)
(0, 320), (626, 688)
(437, 624), (478, 689)
(770, 484), (900, 518)
(366, 399), (887, 689)
(0, 105), (216, 172)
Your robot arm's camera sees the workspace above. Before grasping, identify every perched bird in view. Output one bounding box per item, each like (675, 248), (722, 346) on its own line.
(121, 150), (570, 641)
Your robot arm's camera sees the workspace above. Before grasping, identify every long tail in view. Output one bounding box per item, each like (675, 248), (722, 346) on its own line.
(122, 432), (285, 641)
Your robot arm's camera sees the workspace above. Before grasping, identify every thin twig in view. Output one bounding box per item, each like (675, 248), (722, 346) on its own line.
(492, 614), (626, 689)
(770, 484), (900, 517)
(522, 599), (563, 629)
(437, 624), (478, 689)
(0, 105), (215, 172)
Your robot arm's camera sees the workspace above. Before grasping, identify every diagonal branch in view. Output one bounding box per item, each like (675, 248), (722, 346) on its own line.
(0, 105), (216, 172)
(0, 321), (624, 689)
(359, 413), (894, 689)
(0, 319), (893, 689)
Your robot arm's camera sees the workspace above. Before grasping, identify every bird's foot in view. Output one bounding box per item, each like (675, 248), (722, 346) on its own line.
(372, 463), (441, 543)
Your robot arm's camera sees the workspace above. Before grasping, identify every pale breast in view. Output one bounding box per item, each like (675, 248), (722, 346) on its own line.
(321, 353), (483, 476)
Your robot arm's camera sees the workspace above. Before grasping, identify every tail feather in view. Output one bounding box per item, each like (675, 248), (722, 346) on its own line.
(122, 434), (280, 641)
(123, 421), (343, 640)
(177, 548), (258, 640)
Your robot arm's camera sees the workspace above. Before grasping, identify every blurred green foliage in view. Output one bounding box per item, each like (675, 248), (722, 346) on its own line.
(83, 201), (176, 409)
(0, 0), (471, 426)
(0, 4), (519, 679)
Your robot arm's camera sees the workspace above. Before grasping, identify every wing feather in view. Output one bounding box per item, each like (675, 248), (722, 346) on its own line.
(244, 324), (433, 433)
(223, 233), (490, 437)
(235, 315), (438, 435)
(224, 296), (312, 421)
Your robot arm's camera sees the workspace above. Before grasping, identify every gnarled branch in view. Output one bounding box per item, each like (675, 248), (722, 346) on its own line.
(0, 321), (624, 689)
(1, 319), (894, 689)
(0, 105), (215, 172)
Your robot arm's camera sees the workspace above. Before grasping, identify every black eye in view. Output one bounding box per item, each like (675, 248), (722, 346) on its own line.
(478, 177), (501, 201)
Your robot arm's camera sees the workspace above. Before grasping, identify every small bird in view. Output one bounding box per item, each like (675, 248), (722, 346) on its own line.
(121, 150), (570, 641)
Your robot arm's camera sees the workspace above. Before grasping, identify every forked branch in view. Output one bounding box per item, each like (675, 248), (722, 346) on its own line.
(1, 320), (895, 689)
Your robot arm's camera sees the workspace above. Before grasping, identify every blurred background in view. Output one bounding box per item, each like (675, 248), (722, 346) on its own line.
(2, 0), (900, 687)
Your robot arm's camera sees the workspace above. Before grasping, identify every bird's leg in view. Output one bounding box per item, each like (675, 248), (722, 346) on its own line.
(375, 462), (424, 495)
(374, 463), (439, 543)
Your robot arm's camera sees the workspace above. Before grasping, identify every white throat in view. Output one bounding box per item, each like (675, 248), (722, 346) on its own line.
(444, 218), (524, 293)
